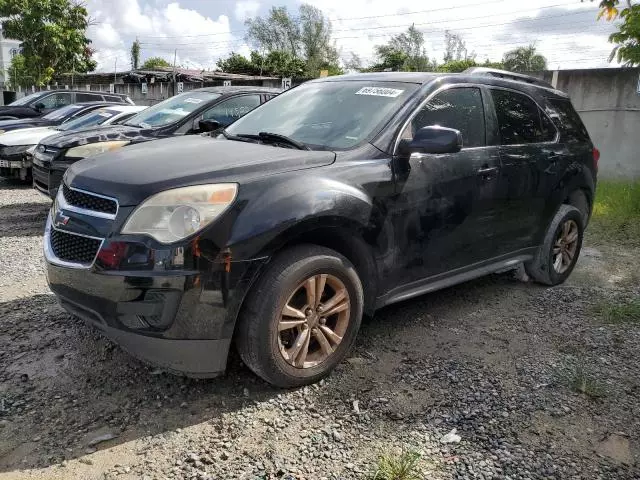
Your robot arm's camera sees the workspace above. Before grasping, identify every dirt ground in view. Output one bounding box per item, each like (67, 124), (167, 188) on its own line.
(0, 180), (638, 479)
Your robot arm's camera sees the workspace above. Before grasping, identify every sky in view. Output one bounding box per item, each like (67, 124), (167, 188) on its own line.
(85, 0), (620, 73)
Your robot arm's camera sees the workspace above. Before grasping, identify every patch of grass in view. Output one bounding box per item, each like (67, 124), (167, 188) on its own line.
(592, 299), (640, 324)
(589, 180), (640, 246)
(370, 450), (422, 480)
(568, 365), (606, 398)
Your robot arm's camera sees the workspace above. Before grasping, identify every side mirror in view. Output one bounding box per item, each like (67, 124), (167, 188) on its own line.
(34, 102), (46, 111)
(198, 119), (221, 133)
(398, 125), (462, 155)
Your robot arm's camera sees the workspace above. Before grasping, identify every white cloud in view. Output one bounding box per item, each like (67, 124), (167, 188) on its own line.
(86, 0), (241, 71)
(84, 0), (619, 72)
(235, 0), (260, 22)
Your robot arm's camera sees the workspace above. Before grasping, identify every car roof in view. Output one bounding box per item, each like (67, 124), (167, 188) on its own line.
(310, 71), (567, 98)
(97, 105), (146, 113)
(191, 86), (281, 95)
(311, 72), (446, 85)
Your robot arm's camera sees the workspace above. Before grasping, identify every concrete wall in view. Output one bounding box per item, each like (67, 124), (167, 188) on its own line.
(533, 68), (640, 179)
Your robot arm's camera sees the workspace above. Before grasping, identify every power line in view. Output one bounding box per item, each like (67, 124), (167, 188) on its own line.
(138, 1), (592, 41)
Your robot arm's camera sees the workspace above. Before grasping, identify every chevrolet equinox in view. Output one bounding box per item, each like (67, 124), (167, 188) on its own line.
(44, 69), (598, 387)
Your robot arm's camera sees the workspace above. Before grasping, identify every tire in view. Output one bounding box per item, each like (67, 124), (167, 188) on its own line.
(525, 204), (584, 286)
(235, 244), (364, 387)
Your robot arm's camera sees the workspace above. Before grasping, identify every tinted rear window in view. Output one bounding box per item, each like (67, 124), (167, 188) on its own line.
(491, 89), (542, 145)
(548, 99), (590, 143)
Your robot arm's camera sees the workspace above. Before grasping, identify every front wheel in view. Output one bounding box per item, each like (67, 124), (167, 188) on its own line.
(525, 204), (584, 285)
(235, 245), (364, 387)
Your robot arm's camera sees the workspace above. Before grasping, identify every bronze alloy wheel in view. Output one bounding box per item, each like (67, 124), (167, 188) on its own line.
(553, 219), (579, 274)
(278, 274), (351, 368)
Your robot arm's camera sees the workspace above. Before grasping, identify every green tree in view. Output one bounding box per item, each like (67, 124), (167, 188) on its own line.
(443, 31), (474, 63)
(502, 44), (547, 72)
(245, 3), (341, 77)
(131, 38), (141, 70)
(437, 59), (478, 73)
(0, 0), (96, 86)
(217, 52), (261, 75)
(140, 57), (172, 70)
(588, 0), (640, 65)
(371, 25), (435, 72)
(344, 52), (364, 72)
(7, 54), (31, 89)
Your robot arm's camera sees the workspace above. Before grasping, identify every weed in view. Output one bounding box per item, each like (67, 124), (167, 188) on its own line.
(371, 449), (423, 480)
(589, 180), (640, 246)
(565, 364), (606, 399)
(592, 299), (640, 324)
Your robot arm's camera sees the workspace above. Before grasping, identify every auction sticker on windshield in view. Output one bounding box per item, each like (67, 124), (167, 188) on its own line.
(355, 87), (404, 98)
(184, 98), (204, 104)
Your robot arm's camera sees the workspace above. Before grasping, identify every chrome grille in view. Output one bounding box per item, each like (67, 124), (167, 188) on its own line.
(50, 228), (102, 264)
(62, 184), (117, 215)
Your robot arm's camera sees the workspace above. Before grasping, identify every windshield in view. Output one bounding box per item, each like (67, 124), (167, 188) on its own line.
(56, 108), (120, 132)
(124, 91), (220, 128)
(42, 104), (85, 121)
(226, 81), (418, 149)
(9, 91), (45, 106)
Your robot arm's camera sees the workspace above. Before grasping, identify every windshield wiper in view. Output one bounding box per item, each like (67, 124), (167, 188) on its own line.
(258, 132), (309, 150)
(220, 130), (261, 144)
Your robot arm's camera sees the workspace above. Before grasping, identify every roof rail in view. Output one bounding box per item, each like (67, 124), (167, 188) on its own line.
(462, 67), (554, 89)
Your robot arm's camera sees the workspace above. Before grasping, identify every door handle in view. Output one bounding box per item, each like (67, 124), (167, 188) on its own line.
(477, 166), (499, 177)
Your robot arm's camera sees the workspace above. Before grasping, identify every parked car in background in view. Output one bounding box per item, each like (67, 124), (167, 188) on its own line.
(33, 86), (279, 197)
(0, 102), (130, 134)
(0, 105), (146, 181)
(0, 90), (134, 120)
(44, 69), (597, 387)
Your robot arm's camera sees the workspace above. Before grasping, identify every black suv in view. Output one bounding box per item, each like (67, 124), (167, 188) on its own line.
(44, 69), (597, 387)
(32, 86), (279, 198)
(0, 90), (133, 120)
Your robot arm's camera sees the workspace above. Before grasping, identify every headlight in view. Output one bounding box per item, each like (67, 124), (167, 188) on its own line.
(65, 140), (130, 159)
(121, 184), (238, 244)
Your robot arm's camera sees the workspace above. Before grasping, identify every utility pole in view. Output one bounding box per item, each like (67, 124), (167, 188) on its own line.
(71, 57), (75, 88)
(172, 49), (177, 96)
(114, 58), (117, 85)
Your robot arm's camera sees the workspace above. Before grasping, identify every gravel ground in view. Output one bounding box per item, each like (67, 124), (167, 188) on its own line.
(0, 179), (638, 480)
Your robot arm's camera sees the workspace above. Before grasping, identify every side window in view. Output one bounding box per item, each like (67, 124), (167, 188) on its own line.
(202, 95), (261, 126)
(491, 89), (542, 145)
(540, 111), (557, 142)
(112, 112), (136, 124)
(39, 92), (72, 109)
(76, 92), (102, 102)
(403, 87), (486, 148)
(548, 99), (590, 143)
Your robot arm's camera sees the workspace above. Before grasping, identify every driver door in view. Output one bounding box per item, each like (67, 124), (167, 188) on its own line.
(389, 86), (502, 286)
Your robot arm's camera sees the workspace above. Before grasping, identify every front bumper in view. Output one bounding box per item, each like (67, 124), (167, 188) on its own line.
(44, 213), (267, 377)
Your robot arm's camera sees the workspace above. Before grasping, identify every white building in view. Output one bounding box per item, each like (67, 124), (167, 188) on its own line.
(0, 27), (21, 87)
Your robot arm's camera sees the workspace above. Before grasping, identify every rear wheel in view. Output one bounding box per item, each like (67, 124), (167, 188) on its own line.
(235, 245), (363, 387)
(525, 204), (584, 285)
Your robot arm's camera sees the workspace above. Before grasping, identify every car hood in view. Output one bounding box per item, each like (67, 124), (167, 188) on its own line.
(66, 135), (337, 206)
(41, 124), (150, 149)
(0, 117), (49, 132)
(0, 126), (56, 146)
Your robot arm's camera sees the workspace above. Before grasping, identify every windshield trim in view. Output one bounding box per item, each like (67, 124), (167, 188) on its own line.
(225, 80), (421, 152)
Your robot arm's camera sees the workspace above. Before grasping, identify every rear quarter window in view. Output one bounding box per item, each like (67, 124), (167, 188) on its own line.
(548, 99), (590, 143)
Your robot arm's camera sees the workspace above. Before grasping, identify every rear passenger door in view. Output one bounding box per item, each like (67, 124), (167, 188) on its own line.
(489, 88), (558, 253)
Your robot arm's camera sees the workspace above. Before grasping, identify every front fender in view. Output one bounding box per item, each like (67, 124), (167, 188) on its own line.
(228, 175), (377, 259)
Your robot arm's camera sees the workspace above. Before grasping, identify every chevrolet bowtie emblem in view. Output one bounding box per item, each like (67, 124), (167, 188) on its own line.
(54, 212), (70, 228)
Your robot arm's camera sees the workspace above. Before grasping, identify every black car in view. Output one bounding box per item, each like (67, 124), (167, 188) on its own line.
(0, 89), (133, 120)
(0, 102), (127, 134)
(32, 86), (280, 198)
(44, 69), (598, 387)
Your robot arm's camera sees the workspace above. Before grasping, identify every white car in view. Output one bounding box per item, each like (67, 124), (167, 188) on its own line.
(0, 105), (147, 180)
